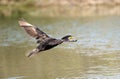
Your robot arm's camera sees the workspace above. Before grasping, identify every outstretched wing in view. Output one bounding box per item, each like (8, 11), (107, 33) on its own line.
(18, 19), (50, 43)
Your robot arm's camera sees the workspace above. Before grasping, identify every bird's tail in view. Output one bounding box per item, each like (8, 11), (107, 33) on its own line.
(26, 48), (39, 57)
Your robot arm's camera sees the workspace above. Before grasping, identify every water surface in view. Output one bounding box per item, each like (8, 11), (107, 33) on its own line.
(0, 16), (120, 79)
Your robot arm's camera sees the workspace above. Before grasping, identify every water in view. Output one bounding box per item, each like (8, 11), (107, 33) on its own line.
(0, 16), (120, 79)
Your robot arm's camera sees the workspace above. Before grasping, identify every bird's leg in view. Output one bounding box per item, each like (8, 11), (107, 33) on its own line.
(26, 48), (39, 57)
(36, 42), (46, 52)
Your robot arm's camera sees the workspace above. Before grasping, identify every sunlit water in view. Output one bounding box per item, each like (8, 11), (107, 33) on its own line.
(0, 16), (120, 79)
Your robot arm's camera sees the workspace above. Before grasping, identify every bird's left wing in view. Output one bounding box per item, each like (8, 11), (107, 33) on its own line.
(18, 19), (50, 42)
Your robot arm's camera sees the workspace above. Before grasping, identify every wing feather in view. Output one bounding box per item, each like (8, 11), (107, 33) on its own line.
(18, 19), (50, 43)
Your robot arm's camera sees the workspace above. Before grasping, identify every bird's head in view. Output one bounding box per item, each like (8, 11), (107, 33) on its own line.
(61, 35), (77, 42)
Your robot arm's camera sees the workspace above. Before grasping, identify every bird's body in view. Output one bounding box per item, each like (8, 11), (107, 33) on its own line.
(18, 19), (77, 57)
(27, 38), (63, 57)
(38, 38), (63, 51)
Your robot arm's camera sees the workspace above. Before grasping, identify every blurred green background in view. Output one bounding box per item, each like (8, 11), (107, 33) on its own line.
(1, 0), (120, 18)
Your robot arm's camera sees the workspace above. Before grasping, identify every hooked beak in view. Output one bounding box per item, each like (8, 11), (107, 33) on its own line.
(69, 37), (77, 42)
(72, 39), (77, 42)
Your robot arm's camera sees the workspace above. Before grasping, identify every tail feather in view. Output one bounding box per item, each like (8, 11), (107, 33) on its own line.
(26, 49), (39, 57)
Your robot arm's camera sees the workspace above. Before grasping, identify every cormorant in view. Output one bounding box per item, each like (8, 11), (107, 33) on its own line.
(18, 19), (77, 57)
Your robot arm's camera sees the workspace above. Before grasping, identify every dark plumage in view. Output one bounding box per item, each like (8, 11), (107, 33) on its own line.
(18, 19), (77, 57)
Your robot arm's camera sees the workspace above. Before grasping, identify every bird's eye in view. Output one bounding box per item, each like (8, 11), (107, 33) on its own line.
(69, 36), (73, 39)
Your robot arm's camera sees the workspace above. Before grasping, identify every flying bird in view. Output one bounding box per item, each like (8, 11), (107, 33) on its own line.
(18, 19), (77, 57)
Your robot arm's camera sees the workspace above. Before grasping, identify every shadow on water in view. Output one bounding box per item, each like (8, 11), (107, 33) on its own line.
(0, 16), (120, 79)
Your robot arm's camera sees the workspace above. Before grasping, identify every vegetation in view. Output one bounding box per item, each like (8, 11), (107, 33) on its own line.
(0, 0), (120, 18)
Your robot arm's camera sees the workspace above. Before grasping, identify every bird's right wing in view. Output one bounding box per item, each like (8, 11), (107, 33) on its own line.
(18, 19), (50, 43)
